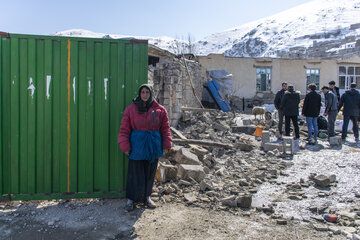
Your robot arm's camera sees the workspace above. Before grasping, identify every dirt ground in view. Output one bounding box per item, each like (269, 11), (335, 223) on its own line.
(1, 134), (359, 239)
(0, 199), (339, 240)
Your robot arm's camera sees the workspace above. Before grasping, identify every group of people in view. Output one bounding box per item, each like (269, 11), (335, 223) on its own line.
(274, 81), (360, 143)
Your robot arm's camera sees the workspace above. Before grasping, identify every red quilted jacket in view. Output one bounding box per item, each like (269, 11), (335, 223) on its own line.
(118, 100), (172, 153)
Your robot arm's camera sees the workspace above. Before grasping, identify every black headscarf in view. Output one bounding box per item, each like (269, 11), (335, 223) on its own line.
(133, 84), (154, 113)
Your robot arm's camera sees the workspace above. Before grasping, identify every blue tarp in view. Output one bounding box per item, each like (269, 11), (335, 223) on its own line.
(204, 80), (231, 112)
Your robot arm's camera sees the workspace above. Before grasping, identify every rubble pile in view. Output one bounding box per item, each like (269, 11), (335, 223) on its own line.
(152, 110), (290, 214)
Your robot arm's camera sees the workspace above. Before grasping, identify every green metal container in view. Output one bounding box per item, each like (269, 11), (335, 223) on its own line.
(0, 32), (148, 200)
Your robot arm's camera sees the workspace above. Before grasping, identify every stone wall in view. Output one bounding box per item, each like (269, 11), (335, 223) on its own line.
(152, 58), (207, 126)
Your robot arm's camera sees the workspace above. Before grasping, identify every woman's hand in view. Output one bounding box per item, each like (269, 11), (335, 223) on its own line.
(124, 151), (130, 155)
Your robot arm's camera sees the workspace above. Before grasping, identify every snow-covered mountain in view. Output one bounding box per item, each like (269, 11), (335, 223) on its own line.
(56, 0), (360, 58)
(196, 0), (360, 58)
(55, 29), (186, 54)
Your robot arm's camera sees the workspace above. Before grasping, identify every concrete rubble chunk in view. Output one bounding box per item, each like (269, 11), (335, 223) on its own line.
(212, 122), (229, 132)
(177, 179), (192, 186)
(184, 192), (197, 203)
(263, 143), (283, 152)
(314, 174), (331, 188)
(329, 136), (342, 146)
(221, 196), (238, 208)
(237, 195), (252, 208)
(200, 180), (213, 191)
(276, 219), (287, 225)
(156, 164), (178, 183)
(238, 179), (249, 186)
(235, 142), (254, 152)
(175, 148), (201, 165)
(177, 164), (205, 182)
(232, 125), (257, 135)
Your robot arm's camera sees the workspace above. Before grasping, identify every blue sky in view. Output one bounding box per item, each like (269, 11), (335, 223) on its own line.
(1, 0), (312, 40)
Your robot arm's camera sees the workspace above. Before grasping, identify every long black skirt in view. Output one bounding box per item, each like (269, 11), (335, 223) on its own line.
(126, 159), (158, 203)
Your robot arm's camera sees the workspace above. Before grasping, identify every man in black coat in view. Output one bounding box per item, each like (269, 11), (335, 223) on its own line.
(302, 83), (322, 142)
(274, 82), (287, 138)
(329, 81), (340, 103)
(338, 82), (360, 142)
(280, 85), (300, 139)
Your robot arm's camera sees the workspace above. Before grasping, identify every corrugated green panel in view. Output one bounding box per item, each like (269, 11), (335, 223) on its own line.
(0, 33), (148, 201)
(27, 38), (36, 194)
(85, 40), (95, 192)
(36, 39), (45, 193)
(19, 38), (29, 194)
(43, 39), (53, 194)
(3, 38), (11, 195)
(69, 39), (79, 193)
(77, 40), (87, 192)
(109, 42), (120, 191)
(100, 41), (110, 191)
(117, 43), (127, 191)
(0, 37), (2, 195)
(52, 40), (61, 193)
(10, 37), (20, 194)
(59, 39), (68, 193)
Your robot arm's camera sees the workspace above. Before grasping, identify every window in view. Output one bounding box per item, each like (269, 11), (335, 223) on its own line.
(306, 69), (320, 90)
(256, 68), (271, 92)
(338, 66), (360, 90)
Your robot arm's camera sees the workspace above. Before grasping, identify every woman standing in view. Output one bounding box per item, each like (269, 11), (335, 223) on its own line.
(118, 84), (172, 211)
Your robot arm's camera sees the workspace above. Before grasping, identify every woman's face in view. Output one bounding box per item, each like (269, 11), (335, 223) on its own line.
(140, 87), (151, 102)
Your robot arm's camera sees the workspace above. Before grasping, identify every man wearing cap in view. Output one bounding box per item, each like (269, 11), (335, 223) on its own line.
(329, 81), (340, 103)
(338, 82), (360, 142)
(321, 86), (338, 138)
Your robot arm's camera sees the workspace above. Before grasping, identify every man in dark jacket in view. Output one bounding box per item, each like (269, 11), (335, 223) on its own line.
(338, 82), (360, 142)
(321, 86), (338, 138)
(274, 82), (287, 138)
(302, 83), (321, 142)
(280, 85), (300, 139)
(329, 81), (340, 103)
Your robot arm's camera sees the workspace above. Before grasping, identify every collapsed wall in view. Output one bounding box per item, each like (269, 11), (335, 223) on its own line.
(149, 46), (208, 126)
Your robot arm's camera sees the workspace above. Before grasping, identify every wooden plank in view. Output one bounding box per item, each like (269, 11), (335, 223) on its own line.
(181, 107), (218, 112)
(172, 138), (233, 149)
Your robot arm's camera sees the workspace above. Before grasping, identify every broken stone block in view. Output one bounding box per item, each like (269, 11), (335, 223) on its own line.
(184, 192), (197, 203)
(314, 174), (331, 188)
(329, 136), (342, 146)
(175, 148), (201, 165)
(177, 164), (205, 182)
(276, 219), (288, 225)
(238, 179), (249, 186)
(156, 164), (178, 183)
(237, 195), (252, 208)
(235, 142), (254, 152)
(329, 174), (336, 183)
(190, 145), (208, 161)
(232, 125), (257, 135)
(212, 122), (229, 132)
(263, 143), (283, 152)
(221, 196), (237, 208)
(177, 179), (192, 186)
(242, 119), (252, 126)
(200, 180), (213, 191)
(261, 131), (270, 146)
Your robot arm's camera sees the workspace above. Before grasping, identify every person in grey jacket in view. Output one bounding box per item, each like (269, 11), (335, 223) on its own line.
(338, 82), (360, 142)
(321, 86), (338, 138)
